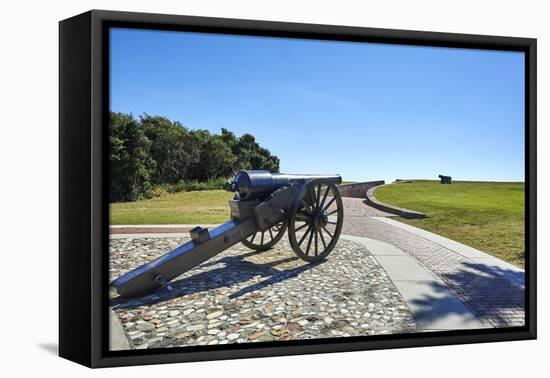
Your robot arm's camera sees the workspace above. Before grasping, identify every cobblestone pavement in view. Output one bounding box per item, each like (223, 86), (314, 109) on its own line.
(342, 200), (525, 327)
(110, 237), (417, 349)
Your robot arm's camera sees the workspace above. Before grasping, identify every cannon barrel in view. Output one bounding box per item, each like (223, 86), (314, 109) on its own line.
(227, 170), (342, 200)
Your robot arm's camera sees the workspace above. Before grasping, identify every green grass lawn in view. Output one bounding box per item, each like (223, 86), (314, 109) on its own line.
(110, 190), (234, 225)
(111, 181), (356, 224)
(374, 180), (525, 267)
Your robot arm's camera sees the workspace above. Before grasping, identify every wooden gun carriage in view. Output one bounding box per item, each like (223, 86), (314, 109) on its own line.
(111, 170), (344, 298)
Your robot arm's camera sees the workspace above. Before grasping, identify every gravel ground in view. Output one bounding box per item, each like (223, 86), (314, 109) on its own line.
(109, 236), (417, 349)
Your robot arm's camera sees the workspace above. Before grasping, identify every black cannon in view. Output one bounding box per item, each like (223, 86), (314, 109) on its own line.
(438, 174), (452, 184)
(111, 170), (344, 298)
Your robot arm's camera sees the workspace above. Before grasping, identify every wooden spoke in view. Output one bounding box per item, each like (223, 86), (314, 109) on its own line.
(315, 184), (321, 209)
(323, 196), (336, 211)
(322, 226), (333, 239)
(327, 209), (338, 217)
(320, 186), (330, 209)
(301, 199), (313, 214)
(298, 225), (313, 246)
(324, 222), (337, 232)
(319, 229), (327, 249)
(242, 219), (287, 251)
(309, 186), (317, 210)
(295, 213), (312, 222)
(314, 229), (319, 256)
(295, 222), (310, 232)
(305, 229), (314, 255)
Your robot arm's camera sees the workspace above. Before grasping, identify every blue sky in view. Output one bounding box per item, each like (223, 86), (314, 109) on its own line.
(110, 28), (525, 183)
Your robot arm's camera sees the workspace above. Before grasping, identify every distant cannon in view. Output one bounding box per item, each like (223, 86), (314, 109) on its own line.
(111, 170), (344, 298)
(439, 174), (452, 184)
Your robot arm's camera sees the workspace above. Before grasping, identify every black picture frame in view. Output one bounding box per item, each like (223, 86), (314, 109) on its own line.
(59, 9), (537, 368)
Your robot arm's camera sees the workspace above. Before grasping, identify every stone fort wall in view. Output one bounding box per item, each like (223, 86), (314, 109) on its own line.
(337, 180), (385, 198)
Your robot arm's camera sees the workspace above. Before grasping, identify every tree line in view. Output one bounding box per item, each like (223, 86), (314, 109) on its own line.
(110, 112), (280, 202)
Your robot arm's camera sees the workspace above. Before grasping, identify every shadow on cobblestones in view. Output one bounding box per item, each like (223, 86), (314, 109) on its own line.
(413, 263), (525, 327)
(227, 260), (322, 300)
(460, 262), (525, 289)
(409, 281), (476, 324)
(443, 262), (525, 326)
(111, 249), (322, 310)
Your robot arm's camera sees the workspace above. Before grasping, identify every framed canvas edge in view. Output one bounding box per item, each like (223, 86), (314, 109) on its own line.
(58, 9), (537, 368)
(59, 10), (93, 367)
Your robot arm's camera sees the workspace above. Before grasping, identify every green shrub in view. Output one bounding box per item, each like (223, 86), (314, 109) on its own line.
(186, 181), (209, 191)
(109, 112), (279, 202)
(146, 186), (167, 199)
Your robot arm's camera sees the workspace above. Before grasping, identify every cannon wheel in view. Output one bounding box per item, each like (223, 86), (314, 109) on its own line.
(288, 179), (344, 262)
(242, 220), (288, 251)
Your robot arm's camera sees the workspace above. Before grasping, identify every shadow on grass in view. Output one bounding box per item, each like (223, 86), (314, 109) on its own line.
(409, 262), (525, 328)
(111, 249), (323, 310)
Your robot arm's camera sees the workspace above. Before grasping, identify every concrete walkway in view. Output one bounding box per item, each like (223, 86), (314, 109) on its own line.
(109, 308), (130, 350)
